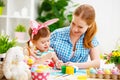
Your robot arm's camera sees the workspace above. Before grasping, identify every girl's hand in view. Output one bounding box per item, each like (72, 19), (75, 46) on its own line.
(56, 60), (64, 69)
(35, 53), (53, 64)
(34, 58), (41, 64)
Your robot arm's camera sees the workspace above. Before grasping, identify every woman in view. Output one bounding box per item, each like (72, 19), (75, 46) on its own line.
(50, 4), (100, 69)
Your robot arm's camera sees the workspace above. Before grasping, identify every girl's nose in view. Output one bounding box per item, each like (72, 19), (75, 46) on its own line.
(45, 42), (49, 46)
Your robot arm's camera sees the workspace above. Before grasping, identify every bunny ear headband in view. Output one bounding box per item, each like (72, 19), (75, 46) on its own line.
(30, 18), (59, 39)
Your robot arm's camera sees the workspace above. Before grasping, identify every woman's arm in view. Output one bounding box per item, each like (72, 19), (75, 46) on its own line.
(65, 46), (100, 69)
(89, 46), (100, 68)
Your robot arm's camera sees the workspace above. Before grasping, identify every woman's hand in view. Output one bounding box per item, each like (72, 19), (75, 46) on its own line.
(56, 60), (64, 69)
(64, 62), (75, 66)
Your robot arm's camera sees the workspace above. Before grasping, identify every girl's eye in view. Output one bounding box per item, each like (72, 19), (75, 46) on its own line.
(47, 40), (50, 42)
(41, 41), (45, 44)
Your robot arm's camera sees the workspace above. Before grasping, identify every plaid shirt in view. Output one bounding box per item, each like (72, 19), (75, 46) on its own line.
(50, 26), (99, 63)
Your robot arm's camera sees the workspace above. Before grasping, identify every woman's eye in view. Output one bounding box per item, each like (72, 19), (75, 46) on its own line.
(79, 27), (83, 29)
(72, 22), (75, 25)
(78, 25), (83, 29)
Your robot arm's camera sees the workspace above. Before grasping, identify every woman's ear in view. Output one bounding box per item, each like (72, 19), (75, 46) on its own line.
(88, 24), (92, 28)
(89, 21), (95, 28)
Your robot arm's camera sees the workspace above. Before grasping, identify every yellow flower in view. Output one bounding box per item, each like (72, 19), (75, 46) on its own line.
(112, 52), (118, 57)
(117, 52), (120, 56)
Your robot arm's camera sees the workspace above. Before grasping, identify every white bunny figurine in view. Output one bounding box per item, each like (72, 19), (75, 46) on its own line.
(3, 46), (31, 80)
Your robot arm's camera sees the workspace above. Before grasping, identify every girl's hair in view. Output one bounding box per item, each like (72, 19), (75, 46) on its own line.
(74, 4), (97, 48)
(27, 27), (50, 47)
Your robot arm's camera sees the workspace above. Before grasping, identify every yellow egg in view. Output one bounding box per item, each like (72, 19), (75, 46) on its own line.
(104, 69), (111, 74)
(38, 65), (44, 69)
(36, 69), (43, 73)
(28, 59), (34, 64)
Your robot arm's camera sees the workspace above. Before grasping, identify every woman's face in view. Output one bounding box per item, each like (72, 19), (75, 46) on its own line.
(70, 15), (89, 37)
(33, 35), (50, 52)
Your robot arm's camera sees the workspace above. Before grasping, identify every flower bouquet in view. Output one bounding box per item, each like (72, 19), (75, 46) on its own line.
(103, 38), (120, 70)
(104, 50), (120, 69)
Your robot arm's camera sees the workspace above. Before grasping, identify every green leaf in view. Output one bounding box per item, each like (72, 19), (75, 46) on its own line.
(42, 1), (52, 11)
(56, 0), (69, 10)
(0, 0), (5, 7)
(0, 34), (17, 53)
(67, 13), (72, 23)
(118, 57), (120, 64)
(15, 24), (26, 32)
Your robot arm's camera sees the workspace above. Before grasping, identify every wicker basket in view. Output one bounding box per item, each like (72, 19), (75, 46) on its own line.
(0, 63), (4, 79)
(0, 54), (6, 79)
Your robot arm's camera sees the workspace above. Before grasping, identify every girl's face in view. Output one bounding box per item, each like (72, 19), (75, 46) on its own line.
(33, 35), (50, 52)
(70, 15), (89, 37)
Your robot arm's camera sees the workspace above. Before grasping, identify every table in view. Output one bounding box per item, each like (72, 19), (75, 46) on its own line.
(1, 75), (114, 80)
(1, 69), (115, 80)
(88, 78), (113, 80)
(47, 69), (114, 80)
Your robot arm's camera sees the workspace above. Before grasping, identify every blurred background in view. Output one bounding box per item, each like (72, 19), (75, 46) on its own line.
(0, 0), (120, 53)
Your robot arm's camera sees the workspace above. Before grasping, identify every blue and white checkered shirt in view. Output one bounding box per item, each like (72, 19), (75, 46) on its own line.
(50, 26), (99, 63)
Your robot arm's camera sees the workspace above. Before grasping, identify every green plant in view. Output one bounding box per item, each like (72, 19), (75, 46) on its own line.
(0, 34), (17, 53)
(15, 24), (26, 32)
(36, 0), (76, 32)
(0, 0), (5, 7)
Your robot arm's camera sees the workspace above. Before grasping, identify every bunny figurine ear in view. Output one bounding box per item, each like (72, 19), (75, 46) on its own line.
(43, 18), (59, 26)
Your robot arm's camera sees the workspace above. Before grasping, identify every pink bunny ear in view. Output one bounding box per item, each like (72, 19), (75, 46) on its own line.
(30, 18), (59, 39)
(43, 18), (59, 26)
(30, 20), (40, 29)
(30, 20), (42, 38)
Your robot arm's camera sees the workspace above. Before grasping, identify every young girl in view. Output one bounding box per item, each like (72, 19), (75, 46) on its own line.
(24, 19), (63, 69)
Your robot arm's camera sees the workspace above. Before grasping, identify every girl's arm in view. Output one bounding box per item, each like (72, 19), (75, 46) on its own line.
(65, 46), (100, 69)
(35, 52), (53, 64)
